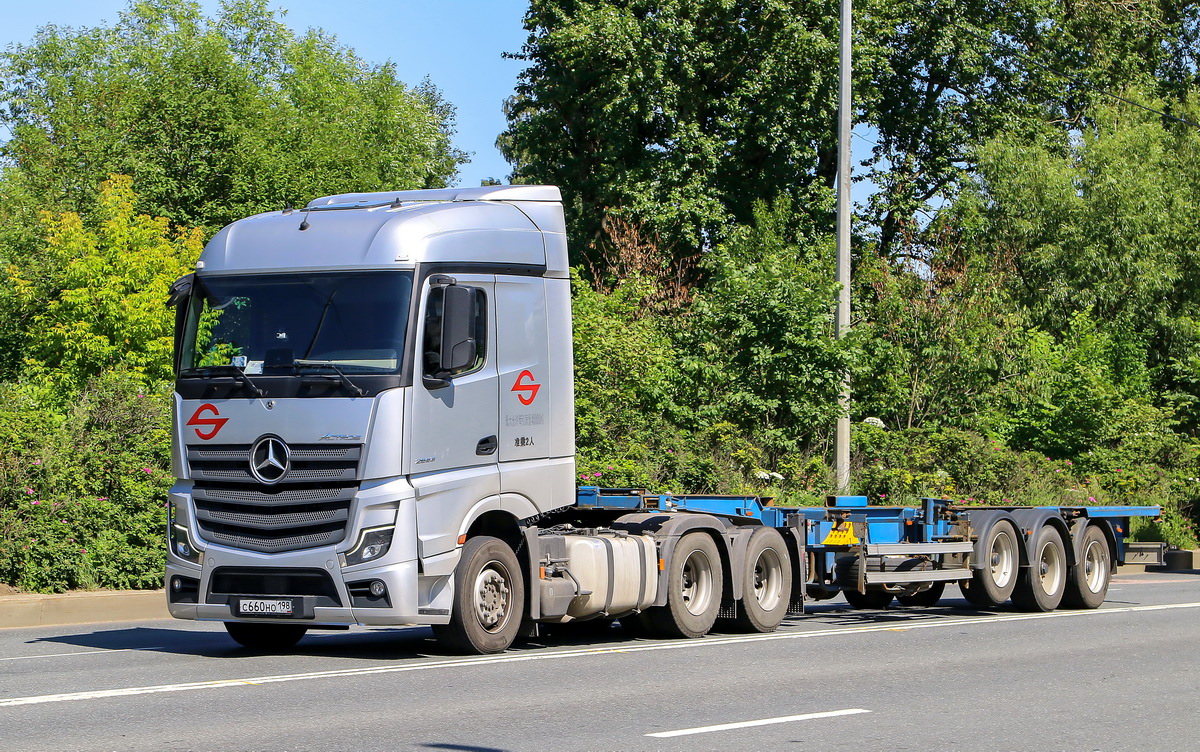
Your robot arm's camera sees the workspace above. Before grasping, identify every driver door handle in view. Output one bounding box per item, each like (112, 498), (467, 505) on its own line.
(476, 435), (498, 456)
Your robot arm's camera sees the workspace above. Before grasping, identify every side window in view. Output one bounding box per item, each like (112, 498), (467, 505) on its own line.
(423, 284), (487, 379)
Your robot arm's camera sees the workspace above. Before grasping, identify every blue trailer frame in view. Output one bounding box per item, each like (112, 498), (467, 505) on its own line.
(575, 486), (1160, 608)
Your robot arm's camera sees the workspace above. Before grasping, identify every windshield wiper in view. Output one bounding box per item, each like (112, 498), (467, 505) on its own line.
(294, 359), (367, 397)
(181, 365), (265, 397)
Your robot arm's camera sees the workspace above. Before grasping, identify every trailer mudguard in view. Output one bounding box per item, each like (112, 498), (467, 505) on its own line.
(611, 513), (734, 607)
(1008, 509), (1075, 568)
(1068, 518), (1118, 573)
(962, 510), (1020, 570)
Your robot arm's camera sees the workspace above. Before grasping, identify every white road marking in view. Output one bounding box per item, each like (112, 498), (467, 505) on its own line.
(0, 647), (167, 663)
(646, 708), (870, 738)
(2, 601), (1199, 708)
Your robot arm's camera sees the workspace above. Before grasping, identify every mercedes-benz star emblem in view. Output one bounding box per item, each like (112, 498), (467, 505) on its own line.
(250, 436), (290, 484)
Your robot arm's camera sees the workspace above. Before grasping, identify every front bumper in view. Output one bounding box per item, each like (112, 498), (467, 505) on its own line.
(166, 550), (440, 626)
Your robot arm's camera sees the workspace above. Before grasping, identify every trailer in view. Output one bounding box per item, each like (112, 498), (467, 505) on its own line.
(163, 185), (1160, 654)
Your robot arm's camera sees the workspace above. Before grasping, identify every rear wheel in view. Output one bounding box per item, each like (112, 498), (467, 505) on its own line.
(733, 528), (792, 632)
(1062, 526), (1112, 609)
(639, 532), (723, 639)
(963, 519), (1020, 607)
(224, 622), (308, 651)
(433, 535), (525, 654)
(1012, 525), (1067, 612)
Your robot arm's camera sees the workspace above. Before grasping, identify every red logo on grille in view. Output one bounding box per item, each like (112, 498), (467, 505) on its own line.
(187, 403), (228, 440)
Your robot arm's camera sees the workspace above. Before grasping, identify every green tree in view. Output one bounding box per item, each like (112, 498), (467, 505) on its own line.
(678, 195), (850, 460)
(857, 0), (1200, 259)
(958, 94), (1200, 429)
(501, 0), (842, 267)
(0, 0), (464, 232)
(6, 175), (200, 397)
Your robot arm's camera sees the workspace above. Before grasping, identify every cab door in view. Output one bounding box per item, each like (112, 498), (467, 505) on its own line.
(407, 273), (498, 474)
(407, 273), (500, 557)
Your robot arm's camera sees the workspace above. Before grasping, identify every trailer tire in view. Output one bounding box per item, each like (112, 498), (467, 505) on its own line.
(964, 519), (1020, 606)
(433, 535), (525, 654)
(1011, 525), (1067, 612)
(224, 622), (307, 651)
(1062, 526), (1111, 609)
(842, 587), (894, 609)
(640, 532), (723, 639)
(733, 527), (792, 632)
(897, 581), (945, 607)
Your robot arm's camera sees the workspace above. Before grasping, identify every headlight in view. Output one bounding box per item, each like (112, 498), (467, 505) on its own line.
(341, 527), (394, 567)
(168, 500), (203, 565)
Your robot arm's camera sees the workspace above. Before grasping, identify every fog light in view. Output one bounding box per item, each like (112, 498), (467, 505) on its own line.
(171, 576), (183, 592)
(341, 527), (394, 566)
(369, 580), (386, 597)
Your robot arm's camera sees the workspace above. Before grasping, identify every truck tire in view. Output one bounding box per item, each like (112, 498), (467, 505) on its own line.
(224, 622), (307, 651)
(1012, 525), (1067, 612)
(1062, 525), (1111, 609)
(897, 581), (945, 607)
(733, 527), (792, 632)
(963, 519), (1020, 606)
(433, 535), (525, 654)
(640, 532), (723, 639)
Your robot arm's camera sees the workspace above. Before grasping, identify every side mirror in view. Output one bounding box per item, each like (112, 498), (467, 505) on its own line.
(166, 274), (194, 308)
(167, 274), (194, 375)
(439, 283), (477, 373)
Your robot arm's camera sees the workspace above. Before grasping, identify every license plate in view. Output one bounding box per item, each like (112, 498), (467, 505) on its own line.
(235, 597), (297, 617)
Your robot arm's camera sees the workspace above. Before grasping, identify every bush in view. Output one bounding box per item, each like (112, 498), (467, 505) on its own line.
(0, 373), (171, 592)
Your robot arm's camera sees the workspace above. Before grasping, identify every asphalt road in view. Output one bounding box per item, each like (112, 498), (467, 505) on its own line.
(2, 572), (1199, 752)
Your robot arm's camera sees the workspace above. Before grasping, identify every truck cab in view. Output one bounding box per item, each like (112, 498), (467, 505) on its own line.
(166, 186), (577, 649)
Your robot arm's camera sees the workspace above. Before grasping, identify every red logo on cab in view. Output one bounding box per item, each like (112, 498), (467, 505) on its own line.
(511, 370), (541, 406)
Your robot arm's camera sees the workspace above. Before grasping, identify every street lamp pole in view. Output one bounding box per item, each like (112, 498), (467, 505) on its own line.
(834, 0), (853, 493)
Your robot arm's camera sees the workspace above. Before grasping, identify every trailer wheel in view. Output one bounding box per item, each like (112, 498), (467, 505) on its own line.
(224, 622), (307, 651)
(1062, 526), (1111, 609)
(640, 532), (723, 639)
(963, 519), (1020, 606)
(434, 535), (525, 654)
(733, 527), (792, 632)
(842, 587), (894, 609)
(897, 581), (945, 607)
(1011, 525), (1067, 612)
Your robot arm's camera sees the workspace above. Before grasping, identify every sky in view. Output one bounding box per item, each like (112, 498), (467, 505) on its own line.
(2, 0), (532, 188)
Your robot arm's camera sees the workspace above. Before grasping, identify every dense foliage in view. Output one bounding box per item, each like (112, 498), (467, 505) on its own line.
(1, 0), (1198, 591)
(0, 0), (465, 591)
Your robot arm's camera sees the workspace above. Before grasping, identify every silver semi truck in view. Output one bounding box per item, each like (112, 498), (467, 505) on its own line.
(165, 185), (1159, 654)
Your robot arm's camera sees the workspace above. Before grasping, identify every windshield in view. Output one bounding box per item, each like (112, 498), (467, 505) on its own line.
(179, 271), (414, 376)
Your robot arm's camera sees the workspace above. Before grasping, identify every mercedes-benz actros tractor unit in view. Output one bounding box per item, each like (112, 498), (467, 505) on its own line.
(165, 185), (1159, 654)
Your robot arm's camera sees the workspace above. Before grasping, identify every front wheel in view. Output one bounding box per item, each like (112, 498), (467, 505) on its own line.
(224, 622), (308, 651)
(434, 536), (526, 654)
(1062, 526), (1112, 609)
(639, 532), (723, 639)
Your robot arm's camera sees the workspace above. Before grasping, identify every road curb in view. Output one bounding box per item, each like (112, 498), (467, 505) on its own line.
(0, 589), (167, 630)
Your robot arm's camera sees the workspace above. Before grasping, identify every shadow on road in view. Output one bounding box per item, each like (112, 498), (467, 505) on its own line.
(26, 592), (1090, 663)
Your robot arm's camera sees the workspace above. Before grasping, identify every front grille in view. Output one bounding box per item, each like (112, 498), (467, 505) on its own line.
(189, 443), (360, 554)
(208, 567), (343, 607)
